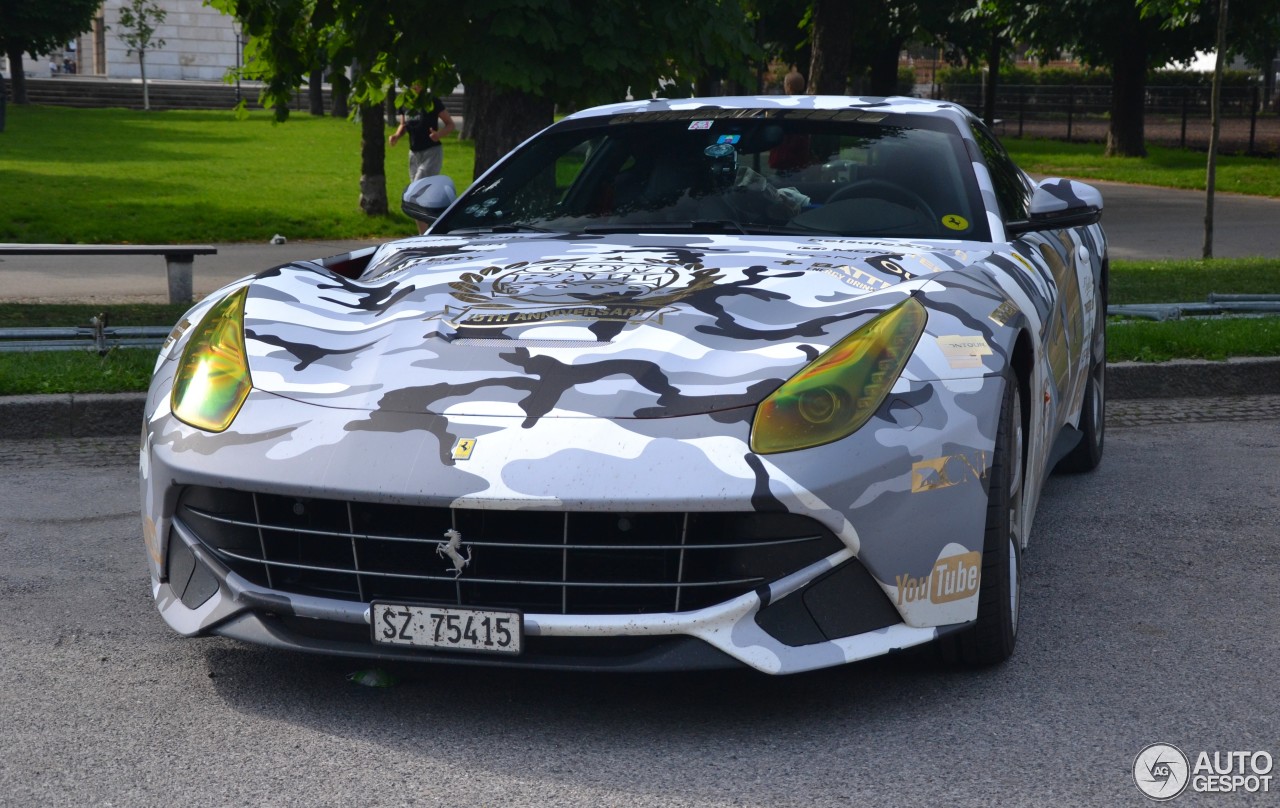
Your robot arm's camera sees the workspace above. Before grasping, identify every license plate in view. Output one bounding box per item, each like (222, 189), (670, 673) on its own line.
(370, 602), (523, 655)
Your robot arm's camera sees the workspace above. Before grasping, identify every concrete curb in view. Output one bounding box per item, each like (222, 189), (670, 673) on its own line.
(3, 358), (1279, 441)
(1108, 357), (1280, 399)
(0, 393), (144, 440)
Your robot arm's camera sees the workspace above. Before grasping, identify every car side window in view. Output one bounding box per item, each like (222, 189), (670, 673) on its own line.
(970, 122), (1032, 223)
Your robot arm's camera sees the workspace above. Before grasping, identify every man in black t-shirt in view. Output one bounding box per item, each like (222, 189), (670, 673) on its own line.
(389, 93), (457, 183)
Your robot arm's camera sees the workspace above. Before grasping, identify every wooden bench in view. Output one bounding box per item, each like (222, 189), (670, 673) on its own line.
(0, 244), (218, 304)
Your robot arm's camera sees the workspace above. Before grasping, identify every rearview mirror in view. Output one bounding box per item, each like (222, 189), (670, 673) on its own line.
(1007, 178), (1103, 235)
(402, 175), (457, 225)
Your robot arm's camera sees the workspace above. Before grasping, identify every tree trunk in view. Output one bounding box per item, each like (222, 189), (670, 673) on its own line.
(460, 88), (475, 140)
(807, 0), (854, 94)
(1204, 0), (1229, 259)
(468, 79), (554, 179)
(867, 40), (902, 96)
(308, 68), (324, 115)
(331, 70), (350, 118)
(1105, 20), (1148, 157)
(5, 45), (28, 104)
(983, 34), (1002, 128)
(140, 51), (150, 111)
(359, 101), (388, 215)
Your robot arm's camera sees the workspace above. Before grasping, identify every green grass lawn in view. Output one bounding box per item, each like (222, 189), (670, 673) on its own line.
(0, 348), (156, 395)
(1003, 138), (1280, 197)
(2, 107), (1276, 248)
(0, 105), (477, 244)
(1109, 257), (1280, 303)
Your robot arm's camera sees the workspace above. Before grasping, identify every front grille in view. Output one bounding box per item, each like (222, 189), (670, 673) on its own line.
(175, 486), (843, 615)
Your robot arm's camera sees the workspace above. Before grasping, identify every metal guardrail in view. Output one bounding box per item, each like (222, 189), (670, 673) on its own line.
(1108, 295), (1280, 321)
(0, 320), (170, 353)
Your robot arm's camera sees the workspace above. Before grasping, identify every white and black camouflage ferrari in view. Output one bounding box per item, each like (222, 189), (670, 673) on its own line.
(141, 95), (1106, 674)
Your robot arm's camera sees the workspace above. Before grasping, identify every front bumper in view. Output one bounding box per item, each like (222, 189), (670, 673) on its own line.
(142, 374), (1001, 674)
(155, 519), (940, 674)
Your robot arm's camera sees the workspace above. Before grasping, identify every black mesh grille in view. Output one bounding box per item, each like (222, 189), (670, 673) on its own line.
(175, 486), (843, 615)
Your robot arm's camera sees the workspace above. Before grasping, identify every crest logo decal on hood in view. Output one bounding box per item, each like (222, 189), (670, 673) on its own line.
(442, 259), (722, 329)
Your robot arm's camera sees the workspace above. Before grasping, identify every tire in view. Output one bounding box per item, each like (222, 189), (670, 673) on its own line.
(940, 372), (1024, 666)
(1056, 345), (1105, 473)
(1058, 263), (1107, 474)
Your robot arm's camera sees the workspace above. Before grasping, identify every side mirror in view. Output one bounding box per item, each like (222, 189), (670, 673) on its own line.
(1007, 178), (1103, 235)
(402, 175), (457, 225)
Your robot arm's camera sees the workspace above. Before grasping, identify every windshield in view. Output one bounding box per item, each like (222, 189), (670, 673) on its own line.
(435, 108), (989, 240)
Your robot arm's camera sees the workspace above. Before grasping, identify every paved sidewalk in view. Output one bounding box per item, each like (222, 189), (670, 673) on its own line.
(0, 239), (387, 304)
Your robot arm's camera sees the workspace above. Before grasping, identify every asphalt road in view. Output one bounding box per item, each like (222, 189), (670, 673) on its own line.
(1086, 179), (1280, 262)
(1, 182), (1278, 304)
(2, 396), (1277, 807)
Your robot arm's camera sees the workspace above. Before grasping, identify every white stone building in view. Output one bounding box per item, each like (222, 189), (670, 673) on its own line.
(4, 0), (242, 82)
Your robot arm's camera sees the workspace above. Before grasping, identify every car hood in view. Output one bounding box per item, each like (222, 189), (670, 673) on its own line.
(241, 233), (987, 419)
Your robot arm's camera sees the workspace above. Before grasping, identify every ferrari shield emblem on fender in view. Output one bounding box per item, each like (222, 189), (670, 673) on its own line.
(452, 438), (476, 460)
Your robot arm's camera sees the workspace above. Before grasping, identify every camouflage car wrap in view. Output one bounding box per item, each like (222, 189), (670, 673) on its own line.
(140, 97), (1106, 674)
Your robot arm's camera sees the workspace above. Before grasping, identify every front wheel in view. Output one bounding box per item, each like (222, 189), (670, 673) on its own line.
(939, 372), (1024, 666)
(1057, 345), (1105, 473)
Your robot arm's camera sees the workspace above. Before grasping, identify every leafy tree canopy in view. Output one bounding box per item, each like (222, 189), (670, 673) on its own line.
(450, 0), (758, 108)
(0, 0), (100, 58)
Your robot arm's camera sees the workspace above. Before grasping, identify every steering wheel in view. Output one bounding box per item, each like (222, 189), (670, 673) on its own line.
(826, 179), (939, 225)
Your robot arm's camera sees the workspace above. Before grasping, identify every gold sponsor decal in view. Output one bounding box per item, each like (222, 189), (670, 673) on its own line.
(895, 551), (982, 606)
(451, 438), (477, 460)
(809, 262), (893, 293)
(988, 300), (1018, 326)
(143, 517), (161, 566)
(161, 318), (191, 352)
(936, 334), (993, 369)
(916, 256), (948, 274)
(911, 451), (988, 493)
(459, 305), (656, 326)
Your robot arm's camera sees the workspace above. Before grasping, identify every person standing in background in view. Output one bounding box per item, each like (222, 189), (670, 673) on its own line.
(769, 67), (814, 173)
(389, 87), (456, 183)
(782, 67), (805, 95)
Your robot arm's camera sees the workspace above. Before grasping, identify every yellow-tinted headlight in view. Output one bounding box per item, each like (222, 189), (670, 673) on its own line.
(750, 296), (927, 454)
(170, 287), (252, 432)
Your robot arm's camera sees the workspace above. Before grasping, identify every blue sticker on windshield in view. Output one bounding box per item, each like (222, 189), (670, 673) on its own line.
(688, 120), (713, 130)
(715, 134), (741, 145)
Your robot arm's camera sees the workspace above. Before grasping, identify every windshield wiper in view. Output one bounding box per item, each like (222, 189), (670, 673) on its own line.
(583, 219), (747, 235)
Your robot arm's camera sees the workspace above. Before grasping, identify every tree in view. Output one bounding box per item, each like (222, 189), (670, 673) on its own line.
(0, 0), (100, 104)
(1001, 0), (1211, 157)
(747, 0), (813, 92)
(210, 0), (455, 214)
(115, 0), (168, 111)
(806, 0), (854, 93)
(1216, 0), (1280, 109)
(953, 2), (1023, 127)
(211, 0), (757, 214)
(1203, 0), (1228, 258)
(804, 0), (963, 97)
(450, 0), (759, 176)
(1141, 0), (1280, 253)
